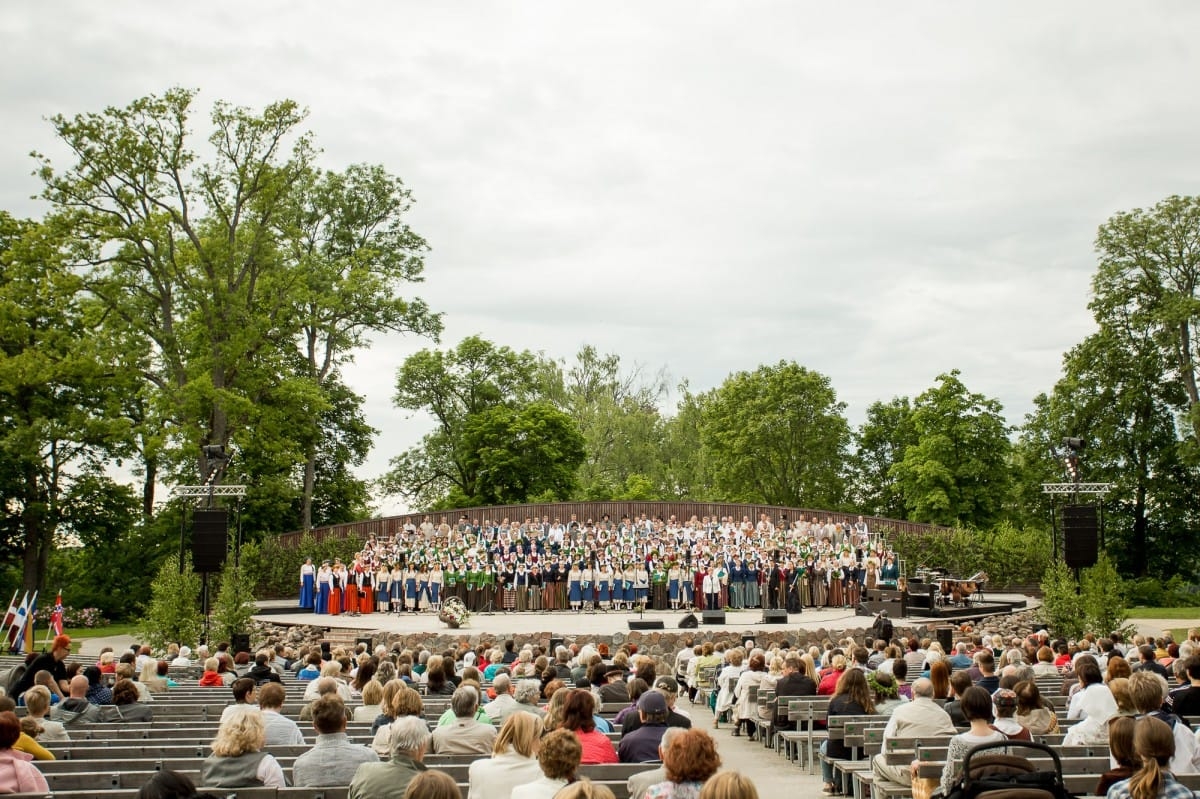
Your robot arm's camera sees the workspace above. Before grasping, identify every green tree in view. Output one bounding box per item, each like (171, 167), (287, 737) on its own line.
(697, 361), (850, 507)
(36, 88), (438, 536)
(541, 346), (668, 500)
(211, 559), (257, 644)
(849, 397), (916, 518)
(0, 214), (129, 590)
(460, 401), (586, 505)
(138, 554), (203, 652)
(383, 335), (543, 507)
(891, 370), (1011, 527)
(1080, 552), (1131, 637)
(1093, 195), (1200, 455)
(1039, 559), (1085, 640)
(659, 382), (714, 500)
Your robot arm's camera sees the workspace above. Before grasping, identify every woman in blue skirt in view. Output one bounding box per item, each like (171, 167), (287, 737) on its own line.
(597, 564), (612, 610)
(568, 562), (583, 612)
(375, 563), (391, 613)
(315, 560), (331, 615)
(667, 564), (681, 610)
(390, 563), (404, 613)
(405, 565), (419, 613)
(299, 558), (315, 609)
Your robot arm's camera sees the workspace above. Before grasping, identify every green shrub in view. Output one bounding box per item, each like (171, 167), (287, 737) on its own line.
(137, 554), (203, 653)
(890, 523), (1051, 587)
(211, 560), (257, 644)
(1039, 559), (1085, 639)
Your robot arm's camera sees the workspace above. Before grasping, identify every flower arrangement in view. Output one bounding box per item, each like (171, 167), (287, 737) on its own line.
(33, 606), (108, 629)
(439, 597), (470, 629)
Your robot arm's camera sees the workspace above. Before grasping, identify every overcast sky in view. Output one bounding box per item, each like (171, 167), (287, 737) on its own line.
(3, 3), (1199, 513)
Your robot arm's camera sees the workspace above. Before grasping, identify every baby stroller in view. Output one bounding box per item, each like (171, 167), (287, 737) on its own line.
(945, 741), (1073, 799)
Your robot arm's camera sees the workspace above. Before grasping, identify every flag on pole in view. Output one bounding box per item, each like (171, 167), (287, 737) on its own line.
(22, 591), (38, 654)
(6, 591), (29, 652)
(50, 590), (64, 637)
(1, 590), (18, 640)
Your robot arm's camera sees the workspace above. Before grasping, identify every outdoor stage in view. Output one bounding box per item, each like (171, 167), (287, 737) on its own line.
(254, 592), (1032, 641)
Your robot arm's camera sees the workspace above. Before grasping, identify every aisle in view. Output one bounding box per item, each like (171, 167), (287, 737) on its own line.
(677, 690), (825, 796)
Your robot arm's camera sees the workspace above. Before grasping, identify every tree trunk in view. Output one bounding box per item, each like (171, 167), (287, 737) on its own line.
(143, 456), (157, 521)
(302, 452), (316, 531)
(1131, 483), (1148, 577)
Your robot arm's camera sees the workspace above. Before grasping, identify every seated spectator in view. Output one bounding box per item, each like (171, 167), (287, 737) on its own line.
(1128, 671), (1199, 774)
(989, 688), (1030, 740)
(219, 678), (257, 722)
(83, 665), (113, 705)
(200, 710), (286, 788)
(431, 686), (497, 755)
(349, 715), (431, 799)
(138, 659), (168, 695)
(559, 688), (617, 764)
(468, 712), (543, 799)
(0, 710), (48, 793)
(247, 651), (282, 685)
(644, 727), (721, 799)
(699, 771), (759, 799)
(258, 682), (305, 747)
(1014, 680), (1058, 735)
(297, 652), (322, 681)
(198, 657), (225, 687)
(292, 695), (379, 787)
(515, 679), (547, 718)
(937, 686), (1007, 796)
(50, 675), (101, 724)
(300, 677), (353, 722)
(619, 690), (671, 763)
(1096, 715), (1137, 795)
(169, 646), (193, 668)
(0, 698), (52, 761)
(485, 673), (522, 723)
(1106, 716), (1185, 799)
(21, 686), (68, 743)
(512, 728), (582, 799)
(404, 770), (460, 799)
(354, 679), (385, 723)
(106, 678), (154, 722)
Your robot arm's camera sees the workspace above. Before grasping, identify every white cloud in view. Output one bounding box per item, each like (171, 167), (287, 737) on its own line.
(3, 1), (1199, 510)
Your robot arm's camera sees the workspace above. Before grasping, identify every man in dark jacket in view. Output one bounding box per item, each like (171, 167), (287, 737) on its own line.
(773, 653), (817, 730)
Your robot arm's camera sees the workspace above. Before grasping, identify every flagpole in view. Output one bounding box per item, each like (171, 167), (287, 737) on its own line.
(42, 588), (60, 647)
(23, 591), (37, 654)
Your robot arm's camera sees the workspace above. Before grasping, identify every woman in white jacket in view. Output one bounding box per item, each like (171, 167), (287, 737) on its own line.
(714, 647), (746, 727)
(733, 651), (770, 740)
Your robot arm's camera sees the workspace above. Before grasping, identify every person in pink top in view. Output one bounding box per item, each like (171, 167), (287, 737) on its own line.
(0, 711), (49, 793)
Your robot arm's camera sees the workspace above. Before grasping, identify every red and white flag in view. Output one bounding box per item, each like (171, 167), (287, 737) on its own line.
(50, 590), (64, 637)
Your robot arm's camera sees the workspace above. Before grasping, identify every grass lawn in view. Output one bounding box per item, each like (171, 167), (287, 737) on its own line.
(1127, 607), (1200, 619)
(53, 622), (143, 653)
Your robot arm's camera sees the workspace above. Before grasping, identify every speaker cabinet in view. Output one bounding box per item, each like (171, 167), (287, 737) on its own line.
(1063, 504), (1099, 569)
(192, 508), (229, 573)
(678, 613), (699, 629)
(356, 636), (374, 651)
(628, 619), (665, 630)
(549, 637), (565, 653)
(702, 610), (726, 625)
(761, 609), (788, 624)
(935, 626), (954, 653)
(231, 633), (251, 654)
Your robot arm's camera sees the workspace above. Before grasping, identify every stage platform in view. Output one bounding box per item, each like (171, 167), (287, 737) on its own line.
(254, 592), (1036, 639)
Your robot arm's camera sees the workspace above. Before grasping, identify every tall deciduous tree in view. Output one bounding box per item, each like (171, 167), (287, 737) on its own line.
(697, 361), (850, 508)
(384, 335), (544, 507)
(35, 89), (438, 532)
(0, 214), (128, 590)
(541, 346), (668, 500)
(849, 397), (917, 519)
(460, 401), (586, 505)
(1093, 195), (1200, 456)
(891, 370), (1011, 527)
